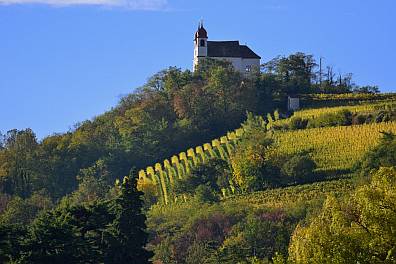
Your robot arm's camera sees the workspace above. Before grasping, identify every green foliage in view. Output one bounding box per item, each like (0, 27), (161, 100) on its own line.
(0, 129), (38, 198)
(353, 85), (380, 94)
(147, 177), (348, 263)
(0, 175), (152, 263)
(0, 224), (27, 263)
(104, 175), (153, 263)
(231, 131), (280, 192)
(281, 154), (317, 184)
(174, 158), (230, 199)
(289, 117), (308, 130)
(358, 132), (396, 176)
(306, 109), (352, 128)
(0, 192), (53, 225)
(262, 53), (316, 95)
(194, 185), (219, 203)
(219, 210), (293, 262)
(0, 54), (393, 263)
(68, 174), (110, 205)
(289, 167), (396, 264)
(231, 131), (317, 192)
(21, 204), (106, 263)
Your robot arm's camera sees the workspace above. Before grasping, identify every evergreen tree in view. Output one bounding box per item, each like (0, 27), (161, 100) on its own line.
(104, 172), (153, 263)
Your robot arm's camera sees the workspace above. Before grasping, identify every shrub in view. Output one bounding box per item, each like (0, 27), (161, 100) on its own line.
(352, 113), (368, 125)
(289, 117), (308, 130)
(171, 212), (237, 263)
(282, 154), (317, 184)
(307, 109), (352, 128)
(174, 158), (231, 198)
(231, 133), (281, 192)
(218, 210), (293, 262)
(358, 132), (396, 176)
(194, 185), (219, 203)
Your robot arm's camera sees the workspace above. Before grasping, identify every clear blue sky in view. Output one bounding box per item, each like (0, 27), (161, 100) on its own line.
(0, 0), (395, 139)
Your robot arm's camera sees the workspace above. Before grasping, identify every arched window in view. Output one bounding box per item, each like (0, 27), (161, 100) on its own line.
(200, 39), (205, 47)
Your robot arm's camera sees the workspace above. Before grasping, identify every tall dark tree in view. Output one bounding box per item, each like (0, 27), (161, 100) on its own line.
(104, 173), (153, 263)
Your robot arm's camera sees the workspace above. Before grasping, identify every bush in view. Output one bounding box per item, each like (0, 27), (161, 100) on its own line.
(218, 210), (294, 262)
(358, 132), (396, 176)
(174, 158), (231, 198)
(289, 117), (308, 130)
(352, 113), (368, 125)
(231, 133), (281, 192)
(352, 108), (396, 125)
(307, 109), (352, 128)
(194, 185), (219, 203)
(282, 154), (317, 184)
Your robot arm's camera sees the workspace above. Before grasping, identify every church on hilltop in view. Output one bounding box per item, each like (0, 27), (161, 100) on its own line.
(193, 22), (261, 73)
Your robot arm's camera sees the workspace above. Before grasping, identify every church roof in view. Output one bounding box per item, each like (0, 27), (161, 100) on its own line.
(206, 41), (261, 59)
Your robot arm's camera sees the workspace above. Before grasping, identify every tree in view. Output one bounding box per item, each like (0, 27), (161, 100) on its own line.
(359, 132), (396, 176)
(18, 203), (108, 263)
(0, 129), (38, 198)
(0, 174), (152, 263)
(0, 224), (27, 263)
(289, 167), (396, 263)
(219, 210), (292, 263)
(104, 174), (153, 263)
(0, 192), (53, 225)
(353, 85), (380, 94)
(275, 53), (317, 95)
(231, 132), (280, 192)
(282, 154), (316, 184)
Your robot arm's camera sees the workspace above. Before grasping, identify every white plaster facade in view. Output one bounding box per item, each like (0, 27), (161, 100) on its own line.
(193, 24), (261, 74)
(194, 56), (260, 74)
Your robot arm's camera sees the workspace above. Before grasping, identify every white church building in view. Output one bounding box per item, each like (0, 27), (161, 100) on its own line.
(193, 23), (261, 73)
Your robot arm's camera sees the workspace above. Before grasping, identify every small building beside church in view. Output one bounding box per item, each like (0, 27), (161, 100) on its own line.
(193, 23), (261, 73)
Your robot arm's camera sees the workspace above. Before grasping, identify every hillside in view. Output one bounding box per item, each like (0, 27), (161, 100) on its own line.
(138, 96), (396, 206)
(144, 94), (396, 263)
(1, 55), (395, 263)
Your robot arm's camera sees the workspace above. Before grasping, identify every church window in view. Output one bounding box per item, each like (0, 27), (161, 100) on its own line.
(200, 39), (205, 47)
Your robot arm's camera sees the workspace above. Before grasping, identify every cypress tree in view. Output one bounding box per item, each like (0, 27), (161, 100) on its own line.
(105, 172), (153, 263)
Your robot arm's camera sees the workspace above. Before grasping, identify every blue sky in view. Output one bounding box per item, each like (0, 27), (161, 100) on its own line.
(0, 0), (395, 139)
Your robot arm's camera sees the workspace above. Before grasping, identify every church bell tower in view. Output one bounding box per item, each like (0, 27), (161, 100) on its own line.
(193, 21), (208, 71)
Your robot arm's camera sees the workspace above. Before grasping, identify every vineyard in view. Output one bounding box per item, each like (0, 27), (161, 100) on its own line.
(137, 126), (252, 204)
(301, 93), (396, 102)
(149, 178), (355, 223)
(138, 95), (396, 205)
(272, 99), (396, 128)
(293, 100), (396, 119)
(300, 93), (396, 108)
(224, 178), (354, 209)
(273, 121), (396, 172)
